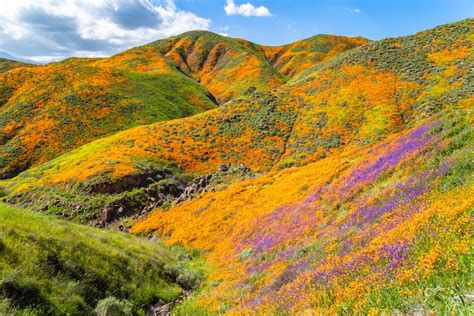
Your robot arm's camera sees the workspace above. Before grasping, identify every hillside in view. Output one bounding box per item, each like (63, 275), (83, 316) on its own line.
(0, 203), (203, 314)
(0, 31), (365, 180)
(0, 58), (33, 74)
(147, 30), (286, 103)
(0, 52), (218, 179)
(261, 34), (368, 77)
(133, 107), (473, 314)
(123, 31), (368, 103)
(1, 19), (471, 223)
(0, 18), (472, 314)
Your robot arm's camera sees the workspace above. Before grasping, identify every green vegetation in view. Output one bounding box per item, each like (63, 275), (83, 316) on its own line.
(0, 203), (203, 315)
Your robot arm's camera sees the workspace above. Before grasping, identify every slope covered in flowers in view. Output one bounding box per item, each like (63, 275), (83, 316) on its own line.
(147, 30), (285, 104)
(133, 108), (473, 314)
(0, 54), (217, 179)
(127, 31), (368, 103)
(2, 19), (471, 197)
(261, 34), (368, 77)
(0, 58), (33, 74)
(0, 18), (472, 315)
(0, 32), (365, 180)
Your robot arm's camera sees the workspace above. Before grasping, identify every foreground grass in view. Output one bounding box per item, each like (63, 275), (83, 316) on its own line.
(0, 203), (202, 315)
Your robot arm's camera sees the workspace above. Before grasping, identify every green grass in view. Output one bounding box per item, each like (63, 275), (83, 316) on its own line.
(0, 203), (203, 315)
(112, 70), (217, 124)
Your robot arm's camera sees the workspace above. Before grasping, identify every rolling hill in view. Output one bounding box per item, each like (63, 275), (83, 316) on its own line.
(0, 53), (217, 179)
(0, 18), (472, 314)
(260, 34), (368, 77)
(0, 31), (366, 180)
(1, 19), (471, 222)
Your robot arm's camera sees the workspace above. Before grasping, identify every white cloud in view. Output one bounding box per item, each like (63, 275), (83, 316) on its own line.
(0, 0), (211, 62)
(224, 0), (272, 17)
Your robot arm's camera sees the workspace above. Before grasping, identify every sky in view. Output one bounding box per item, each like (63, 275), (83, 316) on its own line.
(0, 0), (472, 63)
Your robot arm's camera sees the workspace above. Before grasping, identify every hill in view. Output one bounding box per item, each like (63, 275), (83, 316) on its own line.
(1, 19), (471, 224)
(0, 58), (33, 74)
(0, 51), (36, 65)
(122, 31), (368, 103)
(0, 31), (365, 180)
(146, 30), (286, 103)
(0, 53), (217, 179)
(260, 34), (368, 77)
(0, 203), (203, 314)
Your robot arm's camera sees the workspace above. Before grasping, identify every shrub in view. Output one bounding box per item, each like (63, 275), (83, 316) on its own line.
(176, 271), (200, 290)
(239, 248), (254, 260)
(94, 297), (132, 316)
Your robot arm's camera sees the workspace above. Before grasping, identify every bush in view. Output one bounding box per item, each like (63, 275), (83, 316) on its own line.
(239, 248), (254, 260)
(176, 271), (200, 290)
(94, 297), (132, 316)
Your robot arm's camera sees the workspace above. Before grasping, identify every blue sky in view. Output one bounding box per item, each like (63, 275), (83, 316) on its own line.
(180, 0), (473, 45)
(0, 0), (471, 62)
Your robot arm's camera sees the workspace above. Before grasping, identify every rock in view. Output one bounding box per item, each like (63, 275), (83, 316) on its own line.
(218, 163), (230, 172)
(239, 162), (251, 174)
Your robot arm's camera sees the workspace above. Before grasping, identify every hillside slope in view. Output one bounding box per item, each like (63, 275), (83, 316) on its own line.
(125, 31), (368, 103)
(260, 34), (368, 77)
(2, 19), (470, 198)
(0, 31), (365, 180)
(147, 30), (285, 103)
(133, 108), (473, 314)
(0, 54), (217, 179)
(0, 58), (33, 74)
(0, 203), (203, 314)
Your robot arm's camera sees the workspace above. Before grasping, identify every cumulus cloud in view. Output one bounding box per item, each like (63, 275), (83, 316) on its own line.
(224, 0), (272, 17)
(0, 0), (211, 62)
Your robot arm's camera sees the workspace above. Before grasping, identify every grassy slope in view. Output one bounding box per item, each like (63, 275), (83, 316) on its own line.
(146, 30), (286, 103)
(3, 19), (471, 197)
(133, 108), (473, 314)
(0, 203), (203, 315)
(127, 31), (368, 104)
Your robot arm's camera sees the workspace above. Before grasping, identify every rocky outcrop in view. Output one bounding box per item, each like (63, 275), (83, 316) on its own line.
(96, 179), (186, 227)
(97, 163), (252, 227)
(147, 290), (191, 316)
(4, 163), (252, 228)
(174, 174), (212, 204)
